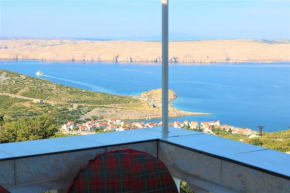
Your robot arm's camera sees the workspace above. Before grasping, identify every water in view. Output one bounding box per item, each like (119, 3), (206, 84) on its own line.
(1, 60), (289, 132)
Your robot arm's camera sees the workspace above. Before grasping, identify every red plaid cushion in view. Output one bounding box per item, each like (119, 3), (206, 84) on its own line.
(67, 149), (178, 193)
(0, 186), (9, 193)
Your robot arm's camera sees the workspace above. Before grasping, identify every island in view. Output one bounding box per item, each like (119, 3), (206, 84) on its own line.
(0, 39), (289, 63)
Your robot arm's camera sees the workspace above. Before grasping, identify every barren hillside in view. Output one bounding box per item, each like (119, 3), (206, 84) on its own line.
(0, 39), (289, 63)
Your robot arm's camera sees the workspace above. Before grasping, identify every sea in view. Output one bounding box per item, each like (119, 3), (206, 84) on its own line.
(1, 60), (289, 132)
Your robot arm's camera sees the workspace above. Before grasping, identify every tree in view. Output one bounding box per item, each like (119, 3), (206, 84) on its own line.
(0, 115), (4, 126)
(0, 114), (58, 143)
(186, 122), (191, 130)
(249, 138), (263, 146)
(85, 118), (92, 122)
(91, 116), (98, 120)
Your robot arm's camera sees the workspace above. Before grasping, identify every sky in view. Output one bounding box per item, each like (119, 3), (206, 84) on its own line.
(0, 0), (289, 40)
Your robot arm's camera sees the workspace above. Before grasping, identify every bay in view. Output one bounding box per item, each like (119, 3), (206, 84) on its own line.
(1, 60), (289, 132)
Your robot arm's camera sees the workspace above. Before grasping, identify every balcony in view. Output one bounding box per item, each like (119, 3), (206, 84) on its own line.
(1, 127), (289, 193)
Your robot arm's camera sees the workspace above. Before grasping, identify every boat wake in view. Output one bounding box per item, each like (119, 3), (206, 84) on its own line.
(42, 75), (114, 94)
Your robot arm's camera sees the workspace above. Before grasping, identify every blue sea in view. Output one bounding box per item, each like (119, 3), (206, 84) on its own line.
(1, 60), (289, 132)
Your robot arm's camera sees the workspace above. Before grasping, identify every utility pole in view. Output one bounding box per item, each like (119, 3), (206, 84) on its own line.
(258, 126), (264, 138)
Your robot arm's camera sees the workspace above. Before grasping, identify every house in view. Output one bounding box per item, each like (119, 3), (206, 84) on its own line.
(203, 126), (213, 134)
(80, 125), (88, 131)
(85, 123), (96, 131)
(107, 117), (115, 123)
(115, 118), (121, 124)
(96, 121), (107, 129)
(231, 128), (239, 134)
(190, 121), (198, 129)
(122, 126), (130, 130)
(149, 122), (158, 127)
(218, 125), (234, 132)
(115, 128), (124, 132)
(145, 122), (157, 128)
(61, 124), (69, 130)
(131, 126), (139, 130)
(201, 120), (221, 127)
(174, 121), (184, 128)
(61, 121), (75, 131)
(203, 124), (212, 131)
(104, 126), (112, 131)
(133, 122), (143, 128)
(237, 130), (245, 135)
(119, 121), (125, 126)
(109, 124), (117, 131)
(244, 128), (253, 135)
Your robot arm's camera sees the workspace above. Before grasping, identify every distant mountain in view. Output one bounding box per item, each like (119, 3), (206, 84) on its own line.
(104, 33), (211, 41)
(0, 33), (210, 41)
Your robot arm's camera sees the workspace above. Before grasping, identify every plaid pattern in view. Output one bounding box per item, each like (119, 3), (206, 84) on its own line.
(0, 186), (9, 193)
(68, 149), (178, 193)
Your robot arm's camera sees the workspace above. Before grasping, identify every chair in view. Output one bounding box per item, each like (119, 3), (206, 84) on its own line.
(67, 149), (178, 193)
(0, 186), (9, 193)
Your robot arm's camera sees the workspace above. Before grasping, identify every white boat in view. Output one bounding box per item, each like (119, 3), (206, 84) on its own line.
(36, 71), (43, 76)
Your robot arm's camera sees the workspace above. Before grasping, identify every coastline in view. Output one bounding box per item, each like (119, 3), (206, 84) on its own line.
(80, 89), (211, 120)
(0, 39), (289, 64)
(1, 62), (289, 132)
(0, 71), (209, 122)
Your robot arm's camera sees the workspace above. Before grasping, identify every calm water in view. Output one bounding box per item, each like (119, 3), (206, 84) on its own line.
(1, 60), (289, 132)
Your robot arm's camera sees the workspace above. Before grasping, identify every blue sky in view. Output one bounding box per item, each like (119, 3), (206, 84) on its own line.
(1, 0), (289, 40)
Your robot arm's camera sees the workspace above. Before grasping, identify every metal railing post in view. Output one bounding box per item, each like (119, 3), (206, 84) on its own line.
(162, 0), (169, 134)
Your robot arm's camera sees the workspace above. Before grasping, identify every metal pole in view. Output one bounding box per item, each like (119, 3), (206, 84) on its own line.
(258, 126), (264, 138)
(162, 0), (169, 133)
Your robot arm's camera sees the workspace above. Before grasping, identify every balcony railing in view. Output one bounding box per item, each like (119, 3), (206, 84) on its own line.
(0, 127), (289, 193)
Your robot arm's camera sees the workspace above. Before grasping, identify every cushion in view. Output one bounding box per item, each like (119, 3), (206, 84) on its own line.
(67, 149), (178, 193)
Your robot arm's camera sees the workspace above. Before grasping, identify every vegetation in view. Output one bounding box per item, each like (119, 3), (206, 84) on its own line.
(184, 126), (290, 153)
(0, 70), (140, 105)
(0, 70), (141, 144)
(0, 114), (59, 143)
(0, 70), (144, 125)
(180, 181), (194, 193)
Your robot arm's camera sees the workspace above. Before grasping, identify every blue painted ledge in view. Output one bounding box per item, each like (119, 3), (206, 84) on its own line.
(0, 127), (289, 179)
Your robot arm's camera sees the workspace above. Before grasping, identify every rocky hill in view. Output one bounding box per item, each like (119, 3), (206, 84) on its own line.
(140, 89), (177, 109)
(0, 39), (289, 63)
(0, 70), (209, 120)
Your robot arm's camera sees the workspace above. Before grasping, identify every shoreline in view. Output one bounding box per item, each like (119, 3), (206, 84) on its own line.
(1, 58), (290, 63)
(80, 89), (211, 120)
(1, 59), (290, 67)
(0, 39), (289, 64)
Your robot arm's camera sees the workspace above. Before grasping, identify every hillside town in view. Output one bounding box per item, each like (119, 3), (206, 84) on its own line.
(61, 118), (258, 137)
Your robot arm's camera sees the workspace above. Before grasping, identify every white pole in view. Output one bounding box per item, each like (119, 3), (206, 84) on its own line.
(162, 0), (169, 134)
